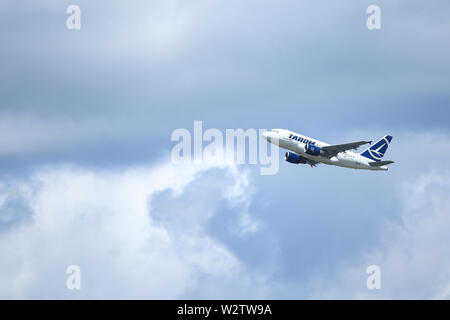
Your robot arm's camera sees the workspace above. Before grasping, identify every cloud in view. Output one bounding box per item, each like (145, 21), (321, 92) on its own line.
(0, 160), (269, 299)
(309, 170), (450, 299)
(0, 0), (449, 299)
(2, 0), (449, 128)
(1, 129), (450, 299)
(1, 1), (449, 172)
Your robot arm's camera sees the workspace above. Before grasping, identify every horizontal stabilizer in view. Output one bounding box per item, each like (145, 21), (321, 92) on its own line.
(369, 160), (394, 167)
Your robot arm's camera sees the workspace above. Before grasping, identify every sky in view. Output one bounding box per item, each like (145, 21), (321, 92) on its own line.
(0, 0), (450, 299)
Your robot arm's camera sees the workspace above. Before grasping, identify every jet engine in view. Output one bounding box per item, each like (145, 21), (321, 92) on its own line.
(304, 144), (322, 156)
(285, 152), (307, 164)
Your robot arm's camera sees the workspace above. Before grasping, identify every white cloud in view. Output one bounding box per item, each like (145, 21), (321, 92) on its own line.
(0, 160), (267, 299)
(1, 127), (450, 299)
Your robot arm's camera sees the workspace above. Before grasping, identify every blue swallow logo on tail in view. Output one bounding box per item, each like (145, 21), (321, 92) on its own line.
(360, 135), (393, 162)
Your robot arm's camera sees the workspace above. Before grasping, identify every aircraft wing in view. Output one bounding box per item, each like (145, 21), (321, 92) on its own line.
(322, 141), (371, 157)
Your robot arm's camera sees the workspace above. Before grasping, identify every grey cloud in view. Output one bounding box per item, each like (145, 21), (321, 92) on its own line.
(0, 0), (449, 299)
(1, 1), (449, 170)
(1, 0), (449, 121)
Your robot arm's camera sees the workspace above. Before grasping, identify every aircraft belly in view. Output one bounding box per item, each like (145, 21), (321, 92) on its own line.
(281, 143), (375, 170)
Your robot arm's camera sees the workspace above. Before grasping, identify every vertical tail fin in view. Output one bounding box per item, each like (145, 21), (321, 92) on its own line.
(360, 135), (393, 162)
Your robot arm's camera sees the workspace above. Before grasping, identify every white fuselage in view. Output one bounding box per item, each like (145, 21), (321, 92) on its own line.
(263, 129), (388, 171)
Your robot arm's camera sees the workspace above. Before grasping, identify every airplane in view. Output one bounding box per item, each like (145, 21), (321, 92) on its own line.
(262, 129), (394, 171)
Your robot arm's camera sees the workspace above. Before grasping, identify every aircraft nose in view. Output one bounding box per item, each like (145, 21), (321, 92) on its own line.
(262, 131), (269, 140)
